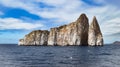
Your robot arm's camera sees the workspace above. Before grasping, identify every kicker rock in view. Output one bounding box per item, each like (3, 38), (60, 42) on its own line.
(48, 14), (89, 46)
(18, 13), (104, 46)
(19, 30), (49, 46)
(88, 16), (103, 46)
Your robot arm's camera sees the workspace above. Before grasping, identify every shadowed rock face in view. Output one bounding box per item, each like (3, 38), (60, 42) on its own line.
(18, 14), (103, 46)
(76, 14), (89, 45)
(88, 16), (103, 46)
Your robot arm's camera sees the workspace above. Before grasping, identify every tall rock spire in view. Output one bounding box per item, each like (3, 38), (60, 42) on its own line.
(76, 13), (89, 45)
(88, 16), (103, 46)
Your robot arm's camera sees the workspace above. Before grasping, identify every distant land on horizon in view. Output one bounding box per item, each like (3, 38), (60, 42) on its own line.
(113, 41), (120, 45)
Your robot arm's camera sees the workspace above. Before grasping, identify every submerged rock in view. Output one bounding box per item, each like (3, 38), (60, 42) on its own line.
(88, 16), (103, 46)
(18, 14), (103, 46)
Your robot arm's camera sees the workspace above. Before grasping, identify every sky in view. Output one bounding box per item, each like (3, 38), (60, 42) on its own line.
(0, 0), (120, 44)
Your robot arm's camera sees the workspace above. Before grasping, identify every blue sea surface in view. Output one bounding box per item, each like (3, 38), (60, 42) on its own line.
(0, 44), (120, 67)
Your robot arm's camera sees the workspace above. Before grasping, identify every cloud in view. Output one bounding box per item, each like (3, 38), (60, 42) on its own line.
(101, 17), (120, 34)
(0, 0), (120, 43)
(0, 0), (118, 24)
(0, 0), (85, 23)
(0, 18), (44, 30)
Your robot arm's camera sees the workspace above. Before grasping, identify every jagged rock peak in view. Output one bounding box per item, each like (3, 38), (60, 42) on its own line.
(91, 16), (101, 34)
(76, 13), (88, 22)
(88, 16), (103, 46)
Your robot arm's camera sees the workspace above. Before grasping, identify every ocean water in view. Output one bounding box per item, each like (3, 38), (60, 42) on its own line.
(0, 44), (120, 67)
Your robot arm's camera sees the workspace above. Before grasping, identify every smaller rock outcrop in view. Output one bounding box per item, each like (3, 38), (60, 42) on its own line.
(88, 16), (103, 46)
(19, 30), (49, 46)
(18, 39), (24, 45)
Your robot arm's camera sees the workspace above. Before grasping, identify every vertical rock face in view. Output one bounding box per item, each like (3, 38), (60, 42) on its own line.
(47, 14), (89, 46)
(19, 30), (49, 46)
(18, 13), (104, 46)
(48, 28), (58, 45)
(56, 24), (76, 46)
(88, 16), (103, 46)
(76, 14), (89, 45)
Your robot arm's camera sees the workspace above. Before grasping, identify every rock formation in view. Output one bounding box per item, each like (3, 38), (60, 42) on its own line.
(18, 39), (24, 45)
(18, 30), (49, 46)
(48, 14), (89, 46)
(18, 13), (104, 46)
(88, 16), (103, 46)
